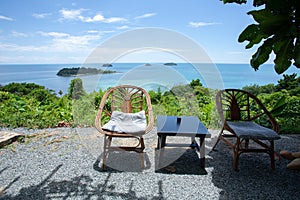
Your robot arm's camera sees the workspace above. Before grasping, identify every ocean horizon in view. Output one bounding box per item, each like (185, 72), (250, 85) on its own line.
(0, 63), (298, 95)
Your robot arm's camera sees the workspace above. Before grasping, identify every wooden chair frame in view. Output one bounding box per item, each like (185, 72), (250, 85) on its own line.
(95, 85), (154, 170)
(212, 89), (280, 171)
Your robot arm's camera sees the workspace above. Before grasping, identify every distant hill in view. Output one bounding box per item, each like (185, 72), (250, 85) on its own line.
(57, 67), (116, 77)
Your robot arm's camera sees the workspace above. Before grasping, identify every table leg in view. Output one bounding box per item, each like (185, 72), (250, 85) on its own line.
(199, 137), (205, 168)
(157, 135), (166, 148)
(157, 136), (166, 168)
(190, 136), (200, 151)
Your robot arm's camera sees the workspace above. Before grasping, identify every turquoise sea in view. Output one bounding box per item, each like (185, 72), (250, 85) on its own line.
(0, 63), (298, 95)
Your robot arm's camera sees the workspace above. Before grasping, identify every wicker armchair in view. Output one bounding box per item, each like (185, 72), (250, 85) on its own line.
(95, 85), (154, 170)
(213, 89), (281, 171)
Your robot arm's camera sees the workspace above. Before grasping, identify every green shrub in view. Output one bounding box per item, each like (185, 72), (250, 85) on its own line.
(0, 76), (299, 134)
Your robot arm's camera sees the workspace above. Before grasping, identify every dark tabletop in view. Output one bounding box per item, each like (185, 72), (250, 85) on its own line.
(157, 116), (210, 137)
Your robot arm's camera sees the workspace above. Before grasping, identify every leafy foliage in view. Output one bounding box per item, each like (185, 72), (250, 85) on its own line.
(222, 0), (300, 74)
(68, 78), (86, 100)
(242, 83), (276, 96)
(148, 79), (219, 128)
(72, 91), (106, 127)
(0, 84), (72, 128)
(0, 76), (299, 133)
(275, 73), (300, 96)
(1, 82), (55, 96)
(243, 73), (300, 133)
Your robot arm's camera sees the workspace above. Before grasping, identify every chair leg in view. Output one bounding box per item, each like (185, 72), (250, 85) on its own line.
(245, 139), (249, 149)
(102, 136), (107, 171)
(102, 135), (112, 171)
(140, 137), (145, 169)
(212, 128), (224, 150)
(269, 140), (275, 170)
(233, 138), (241, 171)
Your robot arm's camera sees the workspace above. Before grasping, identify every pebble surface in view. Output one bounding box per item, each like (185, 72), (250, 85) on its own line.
(0, 127), (299, 200)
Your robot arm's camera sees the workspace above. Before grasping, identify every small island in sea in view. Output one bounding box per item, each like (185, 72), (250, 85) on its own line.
(57, 67), (116, 77)
(102, 63), (113, 67)
(164, 62), (177, 66)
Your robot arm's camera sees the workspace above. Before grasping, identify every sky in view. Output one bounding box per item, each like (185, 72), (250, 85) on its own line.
(0, 0), (258, 64)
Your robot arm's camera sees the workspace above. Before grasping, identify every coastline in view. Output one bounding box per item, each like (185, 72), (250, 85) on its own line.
(0, 63), (299, 94)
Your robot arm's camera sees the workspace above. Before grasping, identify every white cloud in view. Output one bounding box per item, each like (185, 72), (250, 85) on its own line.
(81, 15), (126, 23)
(189, 21), (218, 28)
(117, 25), (130, 30)
(32, 13), (52, 19)
(52, 35), (100, 47)
(0, 43), (43, 52)
(39, 31), (70, 37)
(39, 31), (101, 51)
(59, 8), (126, 23)
(11, 31), (27, 37)
(92, 14), (105, 22)
(0, 32), (101, 54)
(0, 15), (13, 21)
(104, 17), (126, 23)
(135, 13), (157, 19)
(87, 30), (99, 34)
(59, 8), (84, 20)
(87, 30), (116, 34)
(80, 14), (105, 22)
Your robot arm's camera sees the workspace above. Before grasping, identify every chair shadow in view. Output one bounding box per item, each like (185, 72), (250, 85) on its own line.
(2, 164), (166, 200)
(209, 138), (300, 199)
(154, 148), (209, 175)
(93, 151), (151, 173)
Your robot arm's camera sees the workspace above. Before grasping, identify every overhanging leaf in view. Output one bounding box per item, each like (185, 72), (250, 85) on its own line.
(250, 38), (273, 70)
(248, 8), (290, 36)
(294, 39), (300, 68)
(222, 0), (299, 74)
(274, 60), (292, 74)
(238, 24), (267, 48)
(259, 15), (290, 35)
(253, 0), (266, 6)
(274, 39), (294, 74)
(248, 9), (270, 24)
(222, 0), (247, 4)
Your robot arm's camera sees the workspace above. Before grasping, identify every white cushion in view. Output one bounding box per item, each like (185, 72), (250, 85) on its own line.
(102, 110), (146, 135)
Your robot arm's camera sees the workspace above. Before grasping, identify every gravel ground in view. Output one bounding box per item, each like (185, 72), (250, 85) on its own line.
(0, 127), (299, 200)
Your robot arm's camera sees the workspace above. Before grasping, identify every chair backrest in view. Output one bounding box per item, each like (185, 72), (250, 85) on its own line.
(95, 85), (154, 134)
(216, 89), (279, 132)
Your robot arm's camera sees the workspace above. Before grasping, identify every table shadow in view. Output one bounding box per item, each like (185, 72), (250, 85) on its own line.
(155, 148), (209, 175)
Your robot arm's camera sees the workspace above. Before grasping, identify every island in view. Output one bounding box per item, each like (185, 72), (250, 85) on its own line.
(164, 62), (177, 66)
(102, 63), (113, 67)
(56, 67), (116, 77)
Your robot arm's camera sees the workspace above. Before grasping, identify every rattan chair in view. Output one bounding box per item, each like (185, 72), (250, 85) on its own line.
(95, 85), (154, 170)
(212, 89), (281, 171)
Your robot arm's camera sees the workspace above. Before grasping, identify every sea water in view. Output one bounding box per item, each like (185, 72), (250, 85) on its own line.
(0, 63), (298, 95)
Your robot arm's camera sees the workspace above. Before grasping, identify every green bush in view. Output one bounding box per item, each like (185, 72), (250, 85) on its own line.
(0, 75), (299, 134)
(0, 83), (72, 129)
